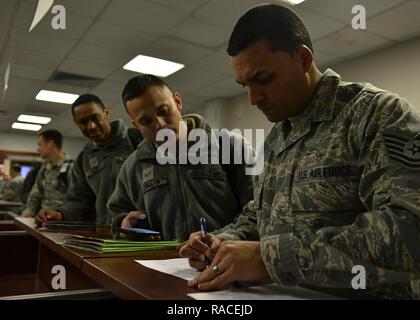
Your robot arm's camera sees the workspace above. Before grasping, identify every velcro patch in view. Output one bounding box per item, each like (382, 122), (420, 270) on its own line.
(142, 166), (155, 182)
(383, 132), (420, 170)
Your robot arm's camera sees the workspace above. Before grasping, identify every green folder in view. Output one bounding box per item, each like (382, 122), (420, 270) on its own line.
(61, 235), (180, 253)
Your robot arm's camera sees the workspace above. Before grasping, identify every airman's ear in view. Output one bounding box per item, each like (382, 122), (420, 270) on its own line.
(296, 45), (314, 73)
(103, 108), (110, 119)
(173, 92), (183, 112)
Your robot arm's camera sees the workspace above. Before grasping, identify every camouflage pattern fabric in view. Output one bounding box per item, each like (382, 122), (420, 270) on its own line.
(217, 69), (420, 299)
(57, 120), (142, 224)
(24, 158), (72, 217)
(0, 175), (24, 202)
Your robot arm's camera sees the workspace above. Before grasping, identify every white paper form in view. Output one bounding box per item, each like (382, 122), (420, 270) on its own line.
(135, 258), (200, 281)
(187, 283), (342, 300)
(135, 258), (341, 300)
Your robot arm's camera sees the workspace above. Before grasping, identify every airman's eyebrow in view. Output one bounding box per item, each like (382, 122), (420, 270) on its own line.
(136, 104), (169, 123)
(236, 69), (267, 87)
(77, 113), (99, 123)
(249, 70), (266, 83)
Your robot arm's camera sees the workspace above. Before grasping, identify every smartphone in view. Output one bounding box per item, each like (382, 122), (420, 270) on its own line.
(113, 226), (160, 240)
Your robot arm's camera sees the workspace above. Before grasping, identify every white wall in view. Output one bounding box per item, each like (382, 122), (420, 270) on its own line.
(193, 35), (420, 132)
(330, 36), (420, 113)
(0, 132), (87, 159)
(190, 95), (274, 136)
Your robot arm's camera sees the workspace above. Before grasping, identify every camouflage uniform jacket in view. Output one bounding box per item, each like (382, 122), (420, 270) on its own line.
(108, 114), (254, 240)
(25, 157), (73, 216)
(0, 174), (24, 202)
(217, 69), (420, 299)
(57, 120), (142, 224)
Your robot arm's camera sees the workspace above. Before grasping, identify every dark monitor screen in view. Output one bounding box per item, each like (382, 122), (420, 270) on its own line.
(20, 165), (34, 179)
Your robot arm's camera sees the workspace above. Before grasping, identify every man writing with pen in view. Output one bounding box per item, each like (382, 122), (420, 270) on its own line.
(179, 4), (420, 299)
(108, 74), (254, 240)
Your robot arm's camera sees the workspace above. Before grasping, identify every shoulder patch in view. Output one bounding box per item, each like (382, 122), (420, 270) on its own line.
(383, 132), (420, 170)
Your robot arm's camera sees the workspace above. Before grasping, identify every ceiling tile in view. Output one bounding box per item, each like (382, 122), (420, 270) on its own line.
(11, 47), (62, 69)
(9, 63), (52, 81)
(194, 0), (265, 28)
(0, 24), (6, 49)
(93, 77), (128, 98)
(300, 0), (407, 24)
(165, 78), (203, 94)
(0, 1), (31, 30)
(1, 97), (30, 117)
(83, 22), (158, 53)
(3, 2), (93, 40)
(366, 0), (420, 42)
(142, 37), (214, 66)
(0, 0), (16, 26)
(60, 58), (115, 79)
(68, 42), (136, 68)
(53, 0), (110, 18)
(27, 100), (72, 115)
(12, 27), (77, 56)
(1, 0), (419, 139)
(107, 69), (142, 83)
(314, 27), (394, 59)
(43, 82), (87, 95)
(167, 66), (227, 89)
(5, 76), (45, 100)
(100, 0), (188, 36)
(151, 0), (209, 13)
(195, 47), (235, 76)
(25, 103), (63, 120)
(169, 17), (230, 48)
(293, 7), (346, 41)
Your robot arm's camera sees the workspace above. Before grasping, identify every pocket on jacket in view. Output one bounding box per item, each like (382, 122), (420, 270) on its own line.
(143, 177), (168, 193)
(85, 161), (105, 177)
(188, 167), (226, 181)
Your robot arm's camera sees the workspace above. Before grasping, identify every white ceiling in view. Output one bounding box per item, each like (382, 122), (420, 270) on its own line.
(0, 0), (419, 138)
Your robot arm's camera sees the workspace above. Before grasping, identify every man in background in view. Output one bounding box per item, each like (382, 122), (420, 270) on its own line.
(35, 94), (143, 225)
(21, 129), (72, 217)
(0, 163), (24, 202)
(0, 164), (7, 194)
(108, 75), (254, 240)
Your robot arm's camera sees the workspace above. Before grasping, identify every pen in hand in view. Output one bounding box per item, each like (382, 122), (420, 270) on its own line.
(200, 217), (211, 267)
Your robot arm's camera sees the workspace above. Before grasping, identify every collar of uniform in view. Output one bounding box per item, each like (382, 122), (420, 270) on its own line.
(265, 121), (290, 156)
(90, 119), (127, 151)
(307, 68), (341, 123)
(46, 155), (66, 169)
(286, 68), (341, 130)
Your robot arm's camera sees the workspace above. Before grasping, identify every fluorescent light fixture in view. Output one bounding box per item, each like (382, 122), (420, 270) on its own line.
(281, 0), (305, 4)
(18, 114), (51, 124)
(123, 54), (185, 77)
(12, 122), (42, 131)
(36, 90), (79, 104)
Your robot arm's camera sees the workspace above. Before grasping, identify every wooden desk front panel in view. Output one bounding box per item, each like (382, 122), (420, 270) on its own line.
(0, 232), (38, 276)
(38, 243), (100, 292)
